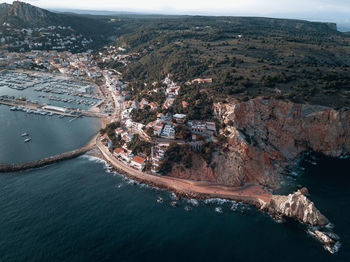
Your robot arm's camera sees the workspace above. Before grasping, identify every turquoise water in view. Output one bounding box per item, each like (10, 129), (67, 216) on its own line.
(0, 155), (348, 262)
(0, 105), (100, 163)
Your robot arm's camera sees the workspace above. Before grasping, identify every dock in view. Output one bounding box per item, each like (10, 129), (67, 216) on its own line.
(0, 97), (107, 118)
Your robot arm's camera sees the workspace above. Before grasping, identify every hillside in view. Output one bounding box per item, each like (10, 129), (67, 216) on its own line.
(100, 16), (350, 110)
(0, 1), (114, 37)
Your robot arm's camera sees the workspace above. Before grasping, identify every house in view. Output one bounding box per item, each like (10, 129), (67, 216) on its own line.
(166, 85), (180, 96)
(182, 101), (189, 108)
(153, 122), (164, 136)
(161, 124), (175, 139)
(125, 120), (144, 131)
(191, 78), (212, 84)
(149, 102), (159, 110)
(120, 150), (134, 163)
(102, 133), (112, 148)
(121, 131), (134, 143)
(115, 128), (123, 136)
(187, 121), (216, 136)
(131, 156), (146, 170)
(139, 98), (149, 109)
(187, 121), (207, 134)
(173, 113), (186, 124)
(163, 98), (175, 109)
(113, 147), (123, 158)
(206, 122), (216, 132)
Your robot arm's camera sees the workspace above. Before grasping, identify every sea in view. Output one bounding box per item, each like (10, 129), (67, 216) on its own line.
(0, 71), (349, 262)
(0, 155), (349, 262)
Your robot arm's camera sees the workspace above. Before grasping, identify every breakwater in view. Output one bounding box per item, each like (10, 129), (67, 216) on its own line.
(0, 135), (97, 173)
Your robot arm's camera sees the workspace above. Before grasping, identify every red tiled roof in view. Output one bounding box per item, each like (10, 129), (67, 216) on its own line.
(114, 148), (123, 154)
(132, 156), (145, 164)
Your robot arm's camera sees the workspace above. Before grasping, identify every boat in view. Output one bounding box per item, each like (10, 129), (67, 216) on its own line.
(10, 106), (16, 111)
(24, 138), (31, 143)
(21, 133), (29, 137)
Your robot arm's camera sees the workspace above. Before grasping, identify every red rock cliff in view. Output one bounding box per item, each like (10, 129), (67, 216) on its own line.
(169, 97), (350, 189)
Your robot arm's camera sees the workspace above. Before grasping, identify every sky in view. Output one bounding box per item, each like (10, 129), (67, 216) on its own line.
(3, 0), (350, 27)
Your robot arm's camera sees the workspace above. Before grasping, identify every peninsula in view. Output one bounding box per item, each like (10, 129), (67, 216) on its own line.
(1, 1), (349, 254)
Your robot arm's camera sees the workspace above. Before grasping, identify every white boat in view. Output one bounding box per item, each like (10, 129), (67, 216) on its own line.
(24, 138), (31, 143)
(21, 133), (29, 137)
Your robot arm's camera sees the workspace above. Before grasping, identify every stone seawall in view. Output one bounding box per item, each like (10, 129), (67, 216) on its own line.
(0, 135), (97, 173)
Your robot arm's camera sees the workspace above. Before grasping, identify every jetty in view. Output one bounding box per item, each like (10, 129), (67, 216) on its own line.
(0, 97), (107, 118)
(0, 135), (97, 173)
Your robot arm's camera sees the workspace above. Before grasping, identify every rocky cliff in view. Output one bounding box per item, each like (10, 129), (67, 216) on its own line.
(262, 188), (329, 226)
(169, 97), (350, 189)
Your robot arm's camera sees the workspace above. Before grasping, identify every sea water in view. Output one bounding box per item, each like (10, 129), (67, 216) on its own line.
(0, 105), (100, 163)
(0, 155), (348, 262)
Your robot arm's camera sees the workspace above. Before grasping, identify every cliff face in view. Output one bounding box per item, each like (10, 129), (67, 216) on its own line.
(169, 97), (350, 189)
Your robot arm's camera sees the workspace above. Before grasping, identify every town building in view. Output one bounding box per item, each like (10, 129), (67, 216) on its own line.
(173, 113), (187, 124)
(131, 156), (146, 170)
(161, 124), (175, 139)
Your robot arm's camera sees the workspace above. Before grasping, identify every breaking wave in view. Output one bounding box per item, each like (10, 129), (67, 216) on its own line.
(204, 198), (232, 205)
(215, 207), (223, 214)
(187, 199), (199, 207)
(80, 155), (116, 174)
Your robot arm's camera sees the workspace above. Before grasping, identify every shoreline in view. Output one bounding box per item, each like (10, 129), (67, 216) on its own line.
(95, 135), (272, 207)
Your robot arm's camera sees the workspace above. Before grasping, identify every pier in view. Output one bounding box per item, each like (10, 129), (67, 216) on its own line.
(0, 97), (107, 118)
(0, 135), (98, 173)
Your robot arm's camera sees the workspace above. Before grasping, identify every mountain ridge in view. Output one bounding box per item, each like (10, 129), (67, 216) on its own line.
(0, 1), (114, 37)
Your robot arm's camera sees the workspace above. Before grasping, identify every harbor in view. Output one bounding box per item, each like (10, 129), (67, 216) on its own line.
(0, 94), (107, 118)
(0, 70), (103, 164)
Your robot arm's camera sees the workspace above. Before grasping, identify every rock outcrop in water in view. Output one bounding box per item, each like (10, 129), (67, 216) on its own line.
(313, 230), (337, 252)
(262, 188), (329, 226)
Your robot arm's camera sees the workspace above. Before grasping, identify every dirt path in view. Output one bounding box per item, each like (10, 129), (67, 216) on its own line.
(97, 137), (272, 205)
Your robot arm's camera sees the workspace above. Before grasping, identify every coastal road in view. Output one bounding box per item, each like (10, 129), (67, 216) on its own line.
(96, 137), (272, 204)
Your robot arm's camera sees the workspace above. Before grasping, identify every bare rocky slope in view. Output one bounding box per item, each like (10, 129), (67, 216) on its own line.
(169, 97), (350, 189)
(262, 188), (329, 226)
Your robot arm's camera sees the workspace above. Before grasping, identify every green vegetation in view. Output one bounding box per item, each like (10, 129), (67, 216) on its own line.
(100, 121), (124, 148)
(199, 142), (216, 165)
(159, 141), (216, 175)
(101, 16), (350, 109)
(127, 134), (152, 156)
(159, 143), (192, 174)
(174, 125), (191, 140)
(131, 108), (157, 125)
(100, 121), (121, 135)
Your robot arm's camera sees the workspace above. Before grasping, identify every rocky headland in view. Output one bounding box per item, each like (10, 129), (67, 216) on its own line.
(166, 97), (349, 251)
(169, 97), (350, 188)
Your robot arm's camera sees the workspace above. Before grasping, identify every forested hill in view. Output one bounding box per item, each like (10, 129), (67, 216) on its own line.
(101, 16), (350, 109)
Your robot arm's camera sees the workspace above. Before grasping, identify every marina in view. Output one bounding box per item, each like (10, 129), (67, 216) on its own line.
(0, 70), (103, 164)
(0, 96), (106, 118)
(0, 70), (101, 112)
